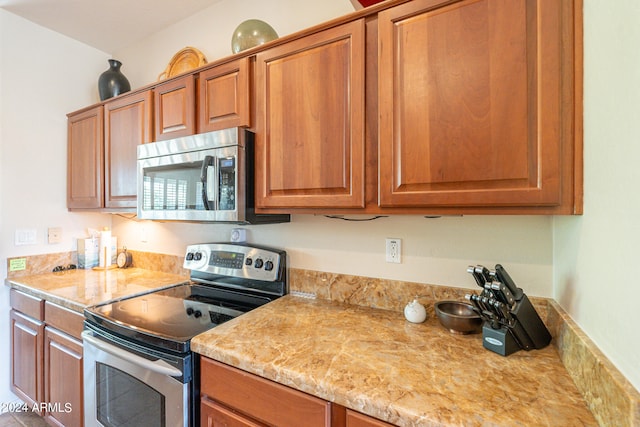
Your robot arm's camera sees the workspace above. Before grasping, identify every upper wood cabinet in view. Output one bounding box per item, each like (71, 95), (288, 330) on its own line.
(154, 74), (196, 140)
(198, 57), (251, 133)
(68, 90), (152, 211)
(377, 0), (581, 213)
(254, 20), (366, 209)
(67, 106), (104, 209)
(104, 90), (153, 208)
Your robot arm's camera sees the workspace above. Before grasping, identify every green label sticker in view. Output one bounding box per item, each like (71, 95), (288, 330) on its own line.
(9, 258), (26, 272)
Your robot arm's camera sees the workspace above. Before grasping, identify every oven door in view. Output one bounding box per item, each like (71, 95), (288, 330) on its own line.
(82, 325), (191, 427)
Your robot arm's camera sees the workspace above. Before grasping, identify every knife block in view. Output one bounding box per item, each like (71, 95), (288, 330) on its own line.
(482, 324), (521, 356)
(511, 294), (552, 349)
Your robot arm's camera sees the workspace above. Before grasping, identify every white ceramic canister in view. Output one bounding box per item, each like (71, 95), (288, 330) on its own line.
(404, 299), (427, 323)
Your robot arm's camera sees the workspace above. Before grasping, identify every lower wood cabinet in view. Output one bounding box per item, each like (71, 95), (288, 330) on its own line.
(201, 357), (333, 427)
(201, 397), (267, 427)
(346, 409), (393, 427)
(9, 289), (84, 427)
(10, 309), (44, 409)
(200, 357), (395, 427)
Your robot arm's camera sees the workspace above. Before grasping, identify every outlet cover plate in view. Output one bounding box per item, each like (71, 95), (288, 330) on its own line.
(385, 238), (401, 263)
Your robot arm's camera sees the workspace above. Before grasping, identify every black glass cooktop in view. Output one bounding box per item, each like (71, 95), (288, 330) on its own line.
(84, 283), (272, 353)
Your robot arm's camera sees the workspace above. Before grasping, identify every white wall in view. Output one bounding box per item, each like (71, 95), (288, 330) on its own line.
(113, 214), (553, 293)
(553, 0), (640, 393)
(0, 10), (111, 403)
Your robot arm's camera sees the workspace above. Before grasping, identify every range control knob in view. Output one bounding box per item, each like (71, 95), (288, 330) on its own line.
(264, 261), (274, 271)
(194, 252), (203, 261)
(193, 310), (202, 319)
(186, 307), (194, 315)
(254, 258), (264, 269)
(245, 257), (253, 266)
(186, 253), (194, 261)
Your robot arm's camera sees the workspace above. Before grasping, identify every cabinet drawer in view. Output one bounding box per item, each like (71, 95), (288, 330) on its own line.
(201, 397), (266, 427)
(45, 301), (84, 340)
(201, 358), (331, 427)
(346, 409), (394, 427)
(10, 289), (44, 320)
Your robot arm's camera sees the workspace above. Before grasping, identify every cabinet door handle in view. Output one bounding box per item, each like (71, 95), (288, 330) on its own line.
(81, 330), (182, 377)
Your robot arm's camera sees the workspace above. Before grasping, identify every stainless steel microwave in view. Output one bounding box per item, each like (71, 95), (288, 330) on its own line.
(137, 128), (289, 224)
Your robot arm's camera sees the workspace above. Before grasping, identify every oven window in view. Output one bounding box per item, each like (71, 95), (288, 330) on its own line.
(96, 362), (166, 427)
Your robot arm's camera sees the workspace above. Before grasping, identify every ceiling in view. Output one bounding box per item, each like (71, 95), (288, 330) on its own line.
(0, 0), (224, 53)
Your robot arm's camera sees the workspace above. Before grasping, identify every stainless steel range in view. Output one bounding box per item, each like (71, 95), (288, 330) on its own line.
(82, 243), (287, 427)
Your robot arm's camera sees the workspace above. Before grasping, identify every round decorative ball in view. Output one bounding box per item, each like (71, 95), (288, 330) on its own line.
(231, 19), (279, 54)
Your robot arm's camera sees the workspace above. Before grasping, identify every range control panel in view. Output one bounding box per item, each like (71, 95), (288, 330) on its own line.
(183, 243), (284, 282)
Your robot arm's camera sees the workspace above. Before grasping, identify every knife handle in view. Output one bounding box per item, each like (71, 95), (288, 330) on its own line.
(475, 265), (493, 284)
(490, 282), (516, 308)
(494, 264), (524, 300)
(468, 265), (486, 288)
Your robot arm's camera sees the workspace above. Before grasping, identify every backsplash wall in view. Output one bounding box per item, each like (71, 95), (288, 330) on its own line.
(111, 214), (554, 297)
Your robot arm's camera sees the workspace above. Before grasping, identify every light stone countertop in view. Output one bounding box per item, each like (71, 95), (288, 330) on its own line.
(191, 295), (597, 427)
(5, 268), (189, 312)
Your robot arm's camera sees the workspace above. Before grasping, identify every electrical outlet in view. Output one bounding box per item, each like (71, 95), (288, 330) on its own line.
(385, 238), (401, 263)
(48, 227), (62, 244)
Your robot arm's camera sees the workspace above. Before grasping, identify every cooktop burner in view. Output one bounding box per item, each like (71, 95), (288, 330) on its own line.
(84, 243), (287, 354)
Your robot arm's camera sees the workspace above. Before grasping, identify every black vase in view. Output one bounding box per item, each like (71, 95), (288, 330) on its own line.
(98, 59), (131, 101)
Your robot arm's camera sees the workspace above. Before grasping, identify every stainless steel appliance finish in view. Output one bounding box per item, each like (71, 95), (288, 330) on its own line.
(83, 243), (287, 427)
(137, 128), (289, 224)
(82, 324), (190, 427)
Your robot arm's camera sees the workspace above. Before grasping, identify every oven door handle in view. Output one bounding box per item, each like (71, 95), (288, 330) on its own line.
(82, 330), (183, 378)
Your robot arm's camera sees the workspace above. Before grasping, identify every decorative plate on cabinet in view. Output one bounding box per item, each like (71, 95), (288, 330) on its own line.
(158, 46), (207, 80)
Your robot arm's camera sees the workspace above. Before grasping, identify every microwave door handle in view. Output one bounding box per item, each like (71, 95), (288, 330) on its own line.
(201, 155), (216, 210)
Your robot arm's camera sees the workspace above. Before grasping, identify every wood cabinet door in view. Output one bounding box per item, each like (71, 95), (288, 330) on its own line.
(255, 19), (366, 209)
(10, 309), (44, 410)
(378, 0), (579, 212)
(154, 75), (196, 141)
(43, 327), (83, 427)
(104, 90), (152, 208)
(67, 106), (104, 209)
(198, 57), (250, 133)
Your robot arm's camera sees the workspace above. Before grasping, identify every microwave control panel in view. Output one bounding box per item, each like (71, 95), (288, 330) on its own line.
(218, 157), (236, 211)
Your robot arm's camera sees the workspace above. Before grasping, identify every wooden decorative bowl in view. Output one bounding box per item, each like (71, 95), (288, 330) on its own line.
(158, 46), (207, 80)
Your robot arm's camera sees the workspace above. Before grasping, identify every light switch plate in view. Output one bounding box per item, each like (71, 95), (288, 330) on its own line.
(15, 229), (37, 245)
